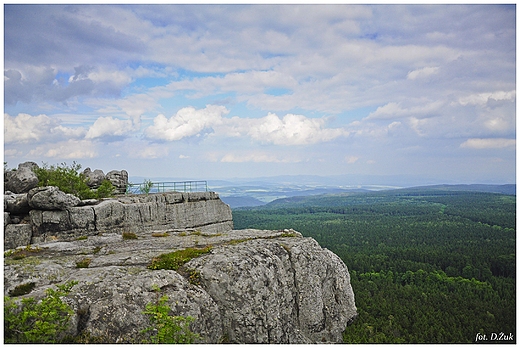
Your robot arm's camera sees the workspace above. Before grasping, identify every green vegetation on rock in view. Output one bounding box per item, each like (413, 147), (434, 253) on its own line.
(142, 285), (200, 343)
(34, 161), (115, 200)
(4, 281), (77, 343)
(149, 246), (212, 271)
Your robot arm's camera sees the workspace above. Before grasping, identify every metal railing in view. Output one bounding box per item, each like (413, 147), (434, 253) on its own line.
(126, 181), (208, 194)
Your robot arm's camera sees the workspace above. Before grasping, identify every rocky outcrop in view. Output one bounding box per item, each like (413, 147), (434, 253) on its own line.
(82, 168), (106, 188)
(105, 170), (129, 194)
(4, 192), (31, 214)
(4, 161), (39, 193)
(82, 167), (129, 194)
(4, 189), (233, 249)
(28, 186), (81, 210)
(4, 229), (357, 343)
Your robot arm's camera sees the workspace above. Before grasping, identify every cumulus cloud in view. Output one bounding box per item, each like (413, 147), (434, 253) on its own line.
(4, 113), (86, 144)
(460, 138), (515, 149)
(144, 105), (349, 146)
(246, 113), (348, 145)
(85, 116), (135, 139)
(145, 105), (228, 141)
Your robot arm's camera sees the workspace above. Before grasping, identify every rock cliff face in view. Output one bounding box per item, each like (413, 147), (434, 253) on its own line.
(4, 229), (357, 343)
(4, 189), (234, 249)
(4, 166), (357, 343)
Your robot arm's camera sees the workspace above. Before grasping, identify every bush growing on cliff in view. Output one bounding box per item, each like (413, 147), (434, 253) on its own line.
(142, 285), (200, 343)
(4, 281), (77, 343)
(34, 162), (115, 200)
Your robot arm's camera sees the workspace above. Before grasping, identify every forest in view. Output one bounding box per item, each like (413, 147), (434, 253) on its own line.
(232, 188), (516, 343)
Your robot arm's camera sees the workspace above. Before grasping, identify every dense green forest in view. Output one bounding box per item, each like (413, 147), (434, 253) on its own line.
(232, 188), (516, 343)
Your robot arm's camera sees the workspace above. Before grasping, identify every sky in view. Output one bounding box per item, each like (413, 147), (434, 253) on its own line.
(3, 4), (516, 184)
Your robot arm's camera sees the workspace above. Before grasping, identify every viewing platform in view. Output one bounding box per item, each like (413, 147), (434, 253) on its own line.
(126, 180), (208, 194)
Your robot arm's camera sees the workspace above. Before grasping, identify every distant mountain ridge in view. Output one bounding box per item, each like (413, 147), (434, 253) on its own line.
(250, 183), (516, 210)
(398, 184), (516, 195)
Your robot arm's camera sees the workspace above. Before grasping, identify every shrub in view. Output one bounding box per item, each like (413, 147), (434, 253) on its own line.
(96, 179), (116, 198)
(142, 286), (200, 343)
(140, 179), (154, 194)
(33, 162), (115, 200)
(148, 246), (212, 271)
(4, 281), (77, 343)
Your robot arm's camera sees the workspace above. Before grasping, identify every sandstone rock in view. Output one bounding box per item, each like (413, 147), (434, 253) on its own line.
(28, 186), (81, 210)
(3, 229), (357, 343)
(6, 191), (232, 248)
(29, 206), (97, 243)
(4, 223), (32, 250)
(4, 161), (39, 193)
(106, 170), (129, 194)
(82, 168), (106, 188)
(4, 192), (30, 214)
(188, 236), (357, 343)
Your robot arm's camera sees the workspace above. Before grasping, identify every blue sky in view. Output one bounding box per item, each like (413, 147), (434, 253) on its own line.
(3, 4), (516, 184)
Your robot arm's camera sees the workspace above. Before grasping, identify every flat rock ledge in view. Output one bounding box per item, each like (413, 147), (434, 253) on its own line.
(4, 228), (357, 344)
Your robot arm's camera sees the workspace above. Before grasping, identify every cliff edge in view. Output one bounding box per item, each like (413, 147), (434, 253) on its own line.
(4, 172), (357, 343)
(4, 228), (357, 343)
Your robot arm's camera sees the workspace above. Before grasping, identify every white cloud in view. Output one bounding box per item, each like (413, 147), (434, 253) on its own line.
(145, 105), (228, 141)
(457, 90), (516, 106)
(85, 116), (135, 139)
(246, 113), (348, 145)
(460, 138), (515, 149)
(407, 66), (439, 80)
(29, 140), (98, 159)
(4, 113), (86, 144)
(144, 106), (349, 146)
(367, 100), (444, 120)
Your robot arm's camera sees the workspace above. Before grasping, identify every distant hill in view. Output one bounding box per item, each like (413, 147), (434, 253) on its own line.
(257, 184), (516, 210)
(400, 184), (516, 195)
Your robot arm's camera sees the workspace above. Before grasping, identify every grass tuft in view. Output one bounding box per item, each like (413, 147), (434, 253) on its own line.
(148, 246), (212, 271)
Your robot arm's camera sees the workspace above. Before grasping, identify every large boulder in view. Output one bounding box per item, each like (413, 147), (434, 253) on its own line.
(3, 229), (357, 343)
(4, 192), (30, 214)
(82, 168), (106, 189)
(28, 186), (81, 210)
(4, 162), (39, 193)
(106, 170), (128, 194)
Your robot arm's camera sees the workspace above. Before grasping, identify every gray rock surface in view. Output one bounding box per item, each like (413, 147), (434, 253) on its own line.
(4, 161), (39, 193)
(4, 229), (357, 343)
(5, 191), (233, 248)
(82, 168), (106, 188)
(106, 170), (129, 194)
(28, 186), (81, 210)
(4, 224), (33, 250)
(4, 192), (30, 214)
